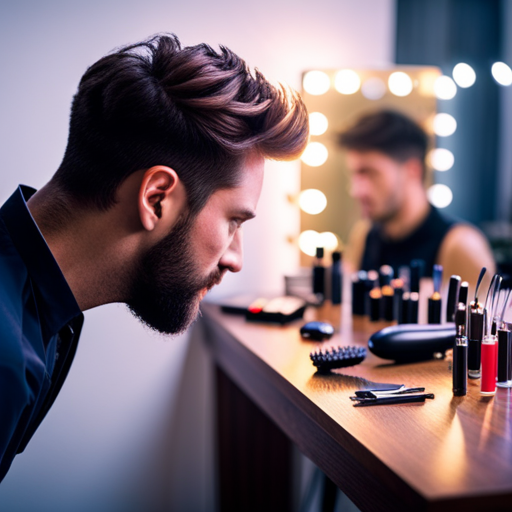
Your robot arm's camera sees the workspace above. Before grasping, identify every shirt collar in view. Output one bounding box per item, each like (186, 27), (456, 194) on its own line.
(0, 185), (82, 338)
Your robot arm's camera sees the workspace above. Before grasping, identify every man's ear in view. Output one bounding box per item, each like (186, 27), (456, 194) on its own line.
(138, 166), (182, 231)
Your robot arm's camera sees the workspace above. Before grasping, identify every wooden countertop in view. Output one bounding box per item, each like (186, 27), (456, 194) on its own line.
(201, 301), (512, 512)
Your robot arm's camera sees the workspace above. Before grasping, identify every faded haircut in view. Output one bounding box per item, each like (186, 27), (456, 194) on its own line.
(338, 110), (428, 178)
(52, 34), (309, 214)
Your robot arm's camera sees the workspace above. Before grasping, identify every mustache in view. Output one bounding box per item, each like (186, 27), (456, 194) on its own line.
(202, 268), (225, 291)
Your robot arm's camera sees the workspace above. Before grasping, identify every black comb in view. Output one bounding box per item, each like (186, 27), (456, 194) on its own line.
(310, 346), (367, 373)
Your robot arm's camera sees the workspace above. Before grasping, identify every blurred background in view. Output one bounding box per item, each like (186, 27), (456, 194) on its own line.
(0, 1), (510, 511)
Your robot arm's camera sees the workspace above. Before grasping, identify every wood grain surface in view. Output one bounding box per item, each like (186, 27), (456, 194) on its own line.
(201, 301), (512, 512)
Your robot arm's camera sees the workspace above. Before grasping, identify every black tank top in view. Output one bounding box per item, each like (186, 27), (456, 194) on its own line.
(360, 206), (458, 276)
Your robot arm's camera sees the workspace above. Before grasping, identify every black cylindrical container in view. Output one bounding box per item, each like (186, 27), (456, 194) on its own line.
(379, 265), (394, 288)
(409, 292), (419, 324)
(331, 251), (342, 305)
(428, 296), (442, 324)
(446, 275), (461, 323)
(468, 308), (484, 379)
(369, 289), (381, 322)
(399, 292), (410, 324)
(352, 271), (367, 315)
(458, 282), (469, 306)
(381, 286), (395, 321)
(313, 247), (325, 297)
(453, 336), (468, 396)
(497, 329), (512, 384)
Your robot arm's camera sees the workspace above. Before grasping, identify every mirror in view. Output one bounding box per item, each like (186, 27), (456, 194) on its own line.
(299, 66), (441, 266)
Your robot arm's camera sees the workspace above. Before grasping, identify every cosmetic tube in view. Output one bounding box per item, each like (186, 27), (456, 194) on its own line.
(481, 334), (497, 395)
(399, 292), (410, 324)
(331, 251), (342, 305)
(468, 303), (484, 379)
(381, 285), (395, 321)
(458, 281), (469, 306)
(446, 275), (461, 322)
(352, 271), (367, 316)
(392, 279), (404, 324)
(497, 328), (512, 387)
(369, 288), (381, 322)
(313, 247), (325, 297)
(428, 292), (442, 324)
(409, 292), (419, 324)
(453, 305), (467, 396)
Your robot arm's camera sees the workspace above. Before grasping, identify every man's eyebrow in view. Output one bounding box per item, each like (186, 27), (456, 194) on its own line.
(233, 209), (256, 220)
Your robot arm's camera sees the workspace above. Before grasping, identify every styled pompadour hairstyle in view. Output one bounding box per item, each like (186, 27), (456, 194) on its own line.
(52, 34), (309, 214)
(338, 110), (428, 177)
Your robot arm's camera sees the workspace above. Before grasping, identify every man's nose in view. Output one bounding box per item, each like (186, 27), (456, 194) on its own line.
(219, 229), (243, 273)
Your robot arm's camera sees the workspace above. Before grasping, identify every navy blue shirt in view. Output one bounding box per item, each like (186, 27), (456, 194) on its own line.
(0, 186), (83, 482)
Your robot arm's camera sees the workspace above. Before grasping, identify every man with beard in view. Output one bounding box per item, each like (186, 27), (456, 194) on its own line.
(338, 110), (495, 289)
(0, 34), (308, 481)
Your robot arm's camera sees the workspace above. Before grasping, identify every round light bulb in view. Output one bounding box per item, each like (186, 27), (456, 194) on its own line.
(452, 63), (476, 88)
(388, 72), (413, 97)
(491, 62), (512, 86)
(298, 230), (320, 256)
(334, 69), (361, 95)
(303, 71), (330, 95)
(433, 113), (457, 137)
(427, 184), (453, 208)
(361, 77), (386, 100)
(309, 112), (328, 136)
(428, 148), (455, 171)
(298, 189), (327, 215)
(434, 76), (457, 100)
(301, 142), (328, 167)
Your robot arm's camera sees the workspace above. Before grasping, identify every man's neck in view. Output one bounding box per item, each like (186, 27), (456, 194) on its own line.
(381, 190), (430, 241)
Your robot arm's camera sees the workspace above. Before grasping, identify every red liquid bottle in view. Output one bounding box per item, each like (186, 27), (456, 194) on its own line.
(481, 334), (497, 395)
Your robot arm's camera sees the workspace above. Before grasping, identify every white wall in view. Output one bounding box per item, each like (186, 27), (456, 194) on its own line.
(0, 1), (395, 511)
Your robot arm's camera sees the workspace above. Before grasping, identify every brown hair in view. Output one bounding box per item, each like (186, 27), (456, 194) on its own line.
(52, 34), (309, 214)
(338, 110), (428, 178)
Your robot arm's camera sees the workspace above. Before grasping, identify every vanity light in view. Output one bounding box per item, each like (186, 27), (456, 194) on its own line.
(309, 112), (329, 136)
(299, 189), (327, 215)
(428, 148), (454, 171)
(303, 71), (331, 95)
(388, 72), (413, 97)
(433, 113), (457, 137)
(301, 142), (328, 167)
(427, 184), (453, 208)
(334, 69), (361, 95)
(434, 76), (457, 100)
(491, 62), (512, 86)
(452, 63), (476, 88)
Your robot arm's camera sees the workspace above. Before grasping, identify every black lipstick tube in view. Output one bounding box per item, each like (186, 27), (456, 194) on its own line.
(352, 271), (367, 316)
(468, 305), (484, 379)
(497, 329), (512, 385)
(428, 294), (442, 324)
(381, 285), (395, 321)
(453, 305), (468, 396)
(369, 288), (381, 322)
(446, 275), (461, 322)
(409, 292), (419, 324)
(399, 292), (410, 324)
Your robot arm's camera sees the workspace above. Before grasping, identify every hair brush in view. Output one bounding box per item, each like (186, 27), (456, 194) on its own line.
(310, 346), (367, 373)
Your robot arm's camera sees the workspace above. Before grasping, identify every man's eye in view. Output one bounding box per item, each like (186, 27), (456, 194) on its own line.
(230, 219), (243, 232)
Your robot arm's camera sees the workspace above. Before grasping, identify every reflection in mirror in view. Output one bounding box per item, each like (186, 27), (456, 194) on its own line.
(299, 67), (441, 267)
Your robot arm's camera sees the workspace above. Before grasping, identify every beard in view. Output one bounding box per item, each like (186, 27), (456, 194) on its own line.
(126, 213), (223, 335)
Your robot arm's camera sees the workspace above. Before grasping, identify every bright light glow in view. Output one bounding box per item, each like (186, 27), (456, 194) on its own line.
(299, 189), (327, 215)
(303, 71), (330, 95)
(301, 142), (328, 167)
(334, 69), (361, 95)
(452, 63), (476, 88)
(298, 230), (320, 256)
(318, 232), (339, 251)
(428, 184), (453, 208)
(309, 112), (328, 136)
(361, 77), (386, 100)
(428, 148), (455, 171)
(433, 113), (457, 137)
(388, 72), (413, 97)
(492, 62), (512, 86)
(434, 76), (457, 100)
